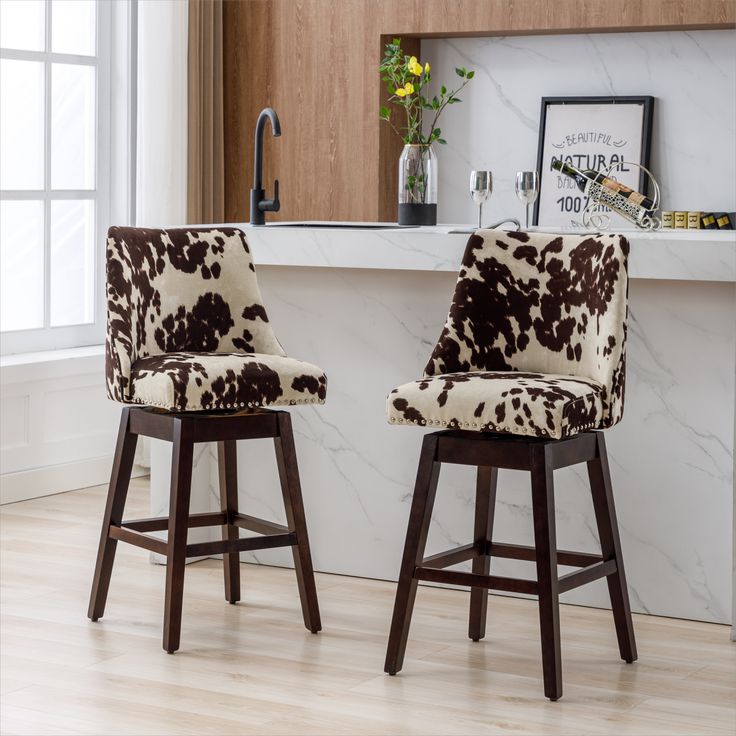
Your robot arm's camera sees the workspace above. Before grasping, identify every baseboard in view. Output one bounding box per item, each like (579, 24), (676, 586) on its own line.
(0, 456), (146, 505)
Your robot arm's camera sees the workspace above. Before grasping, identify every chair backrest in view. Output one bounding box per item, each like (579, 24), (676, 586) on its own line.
(425, 229), (629, 427)
(106, 226), (283, 402)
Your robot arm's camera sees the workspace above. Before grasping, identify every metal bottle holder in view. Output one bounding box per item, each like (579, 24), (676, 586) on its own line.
(582, 161), (661, 231)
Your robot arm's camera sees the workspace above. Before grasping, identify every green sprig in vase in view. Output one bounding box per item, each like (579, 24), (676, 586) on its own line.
(379, 39), (474, 226)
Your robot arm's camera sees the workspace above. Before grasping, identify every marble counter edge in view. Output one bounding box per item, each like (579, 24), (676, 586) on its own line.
(223, 223), (736, 282)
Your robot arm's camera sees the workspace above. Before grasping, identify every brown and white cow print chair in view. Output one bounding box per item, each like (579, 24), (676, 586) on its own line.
(384, 229), (637, 700)
(89, 227), (323, 654)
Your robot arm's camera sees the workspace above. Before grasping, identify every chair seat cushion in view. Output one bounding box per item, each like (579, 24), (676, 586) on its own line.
(387, 371), (606, 440)
(129, 352), (327, 412)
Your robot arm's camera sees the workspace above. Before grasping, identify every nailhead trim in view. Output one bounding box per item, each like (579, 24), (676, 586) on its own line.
(124, 396), (326, 412)
(388, 412), (599, 440)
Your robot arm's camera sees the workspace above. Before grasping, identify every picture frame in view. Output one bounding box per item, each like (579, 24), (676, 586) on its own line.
(533, 96), (654, 228)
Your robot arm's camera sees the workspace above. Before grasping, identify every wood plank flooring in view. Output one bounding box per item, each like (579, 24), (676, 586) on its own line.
(1, 480), (734, 735)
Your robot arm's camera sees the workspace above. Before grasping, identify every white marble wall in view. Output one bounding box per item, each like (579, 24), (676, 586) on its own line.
(420, 30), (736, 225)
(151, 266), (735, 625)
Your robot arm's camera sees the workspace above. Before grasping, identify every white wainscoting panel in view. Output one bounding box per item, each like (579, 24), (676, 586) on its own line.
(0, 347), (132, 504)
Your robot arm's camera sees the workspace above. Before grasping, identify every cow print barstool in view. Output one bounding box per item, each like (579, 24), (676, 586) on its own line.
(384, 229), (637, 700)
(89, 226), (325, 653)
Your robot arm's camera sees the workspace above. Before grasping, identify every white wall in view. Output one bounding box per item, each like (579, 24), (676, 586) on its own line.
(421, 30), (736, 225)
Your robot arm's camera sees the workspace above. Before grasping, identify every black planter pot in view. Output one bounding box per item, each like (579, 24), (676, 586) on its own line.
(398, 203), (437, 226)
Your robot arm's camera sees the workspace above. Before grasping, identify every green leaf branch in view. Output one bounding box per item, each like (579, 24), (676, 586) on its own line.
(378, 37), (474, 146)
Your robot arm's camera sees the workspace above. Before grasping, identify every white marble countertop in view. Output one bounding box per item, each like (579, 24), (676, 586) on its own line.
(236, 223), (736, 282)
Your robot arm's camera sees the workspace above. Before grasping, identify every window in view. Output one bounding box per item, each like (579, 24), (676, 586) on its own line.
(0, 0), (112, 354)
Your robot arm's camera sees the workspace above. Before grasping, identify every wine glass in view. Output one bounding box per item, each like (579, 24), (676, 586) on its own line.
(515, 171), (539, 229)
(469, 170), (493, 229)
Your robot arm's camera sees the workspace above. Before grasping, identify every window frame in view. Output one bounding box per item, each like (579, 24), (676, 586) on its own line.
(0, 0), (112, 355)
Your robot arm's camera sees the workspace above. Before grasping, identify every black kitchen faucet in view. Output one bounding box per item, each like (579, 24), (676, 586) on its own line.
(250, 107), (281, 225)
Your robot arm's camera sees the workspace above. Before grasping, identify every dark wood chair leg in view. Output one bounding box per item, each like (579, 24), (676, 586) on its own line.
(384, 434), (441, 675)
(274, 412), (321, 633)
(468, 465), (498, 641)
(88, 408), (138, 621)
(217, 440), (241, 604)
(163, 419), (194, 653)
(530, 443), (562, 701)
(587, 432), (637, 663)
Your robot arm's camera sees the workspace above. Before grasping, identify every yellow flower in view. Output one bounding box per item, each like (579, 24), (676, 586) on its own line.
(394, 82), (414, 98)
(407, 55), (423, 76)
(424, 62), (430, 73)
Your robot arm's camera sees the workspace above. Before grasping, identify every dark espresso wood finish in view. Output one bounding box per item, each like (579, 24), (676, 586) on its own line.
(530, 443), (562, 700)
(121, 512), (227, 532)
(587, 432), (637, 663)
(273, 412), (322, 633)
(163, 419), (195, 653)
(422, 542), (477, 569)
(384, 434), (441, 676)
(488, 542), (603, 568)
(218, 440), (241, 604)
(88, 406), (321, 653)
(109, 525), (168, 556)
(88, 408), (138, 621)
(185, 533), (296, 558)
(415, 567), (539, 595)
(233, 514), (289, 535)
(469, 465), (498, 641)
(384, 428), (637, 700)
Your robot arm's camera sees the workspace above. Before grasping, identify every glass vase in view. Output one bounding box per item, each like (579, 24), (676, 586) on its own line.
(398, 144), (437, 226)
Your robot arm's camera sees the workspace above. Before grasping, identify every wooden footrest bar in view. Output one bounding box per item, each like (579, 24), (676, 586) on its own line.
(415, 566), (538, 595)
(487, 542), (603, 568)
(120, 511), (286, 535)
(232, 513), (289, 535)
(414, 548), (616, 596)
(110, 522), (297, 559)
(122, 512), (227, 532)
(421, 543), (479, 569)
(421, 542), (604, 570)
(416, 542), (613, 596)
(109, 525), (168, 556)
(557, 559), (617, 593)
(186, 533), (296, 558)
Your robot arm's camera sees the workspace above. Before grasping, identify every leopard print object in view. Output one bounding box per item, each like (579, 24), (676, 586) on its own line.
(106, 226), (327, 412)
(387, 230), (628, 439)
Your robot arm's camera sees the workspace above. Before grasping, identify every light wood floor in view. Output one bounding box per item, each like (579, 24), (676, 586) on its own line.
(1, 481), (734, 736)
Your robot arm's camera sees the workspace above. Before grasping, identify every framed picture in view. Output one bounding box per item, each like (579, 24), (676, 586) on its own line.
(533, 96), (654, 228)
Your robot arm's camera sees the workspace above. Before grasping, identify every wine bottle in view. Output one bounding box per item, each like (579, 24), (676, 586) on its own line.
(551, 159), (655, 211)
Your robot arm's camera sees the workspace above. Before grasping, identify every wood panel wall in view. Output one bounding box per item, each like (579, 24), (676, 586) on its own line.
(223, 0), (734, 223)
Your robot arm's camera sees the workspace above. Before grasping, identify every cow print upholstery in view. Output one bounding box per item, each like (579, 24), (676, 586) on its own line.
(106, 226), (327, 412)
(387, 230), (629, 439)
